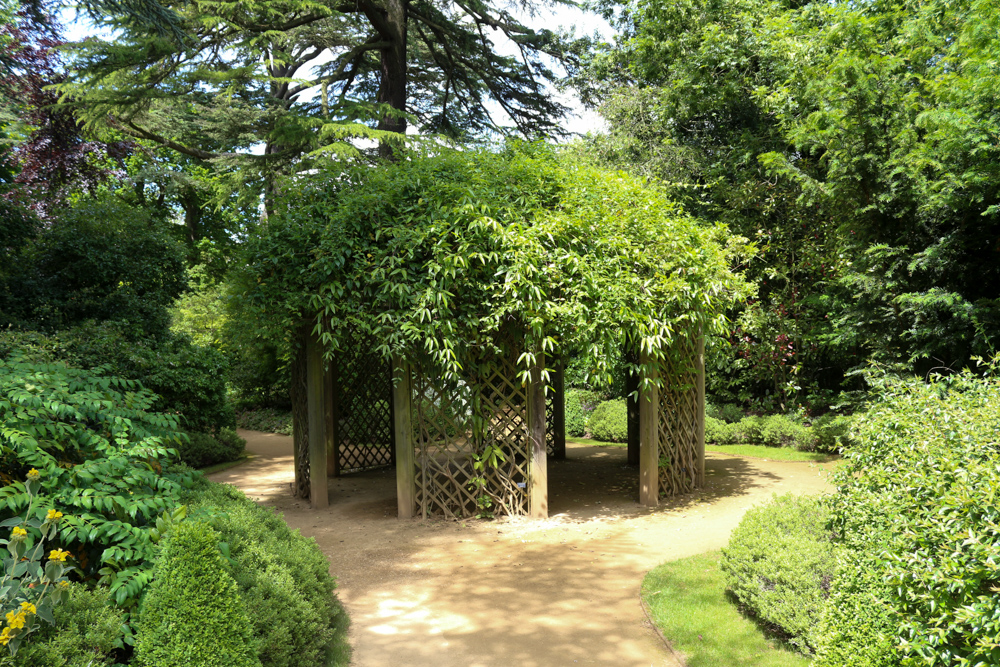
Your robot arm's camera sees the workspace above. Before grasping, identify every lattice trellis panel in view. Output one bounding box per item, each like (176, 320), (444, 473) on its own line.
(335, 340), (394, 474)
(411, 354), (531, 518)
(657, 335), (700, 497)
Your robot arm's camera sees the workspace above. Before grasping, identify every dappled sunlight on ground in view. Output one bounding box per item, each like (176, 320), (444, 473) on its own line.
(210, 433), (834, 667)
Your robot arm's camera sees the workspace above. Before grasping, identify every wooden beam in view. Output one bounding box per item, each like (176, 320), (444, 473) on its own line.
(528, 350), (548, 518)
(696, 331), (706, 487)
(639, 350), (659, 507)
(392, 356), (416, 519)
(625, 345), (640, 466)
(306, 332), (329, 509)
(552, 361), (566, 460)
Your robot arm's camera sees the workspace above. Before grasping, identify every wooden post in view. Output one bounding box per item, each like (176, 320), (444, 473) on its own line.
(696, 331), (706, 487)
(326, 358), (338, 477)
(552, 361), (566, 460)
(639, 350), (659, 507)
(625, 345), (640, 466)
(393, 356), (415, 519)
(306, 332), (329, 509)
(528, 350), (548, 518)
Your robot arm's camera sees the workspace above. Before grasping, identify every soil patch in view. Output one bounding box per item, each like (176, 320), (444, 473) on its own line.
(210, 431), (835, 667)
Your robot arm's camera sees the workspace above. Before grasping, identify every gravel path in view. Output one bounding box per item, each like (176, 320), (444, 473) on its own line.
(210, 430), (834, 667)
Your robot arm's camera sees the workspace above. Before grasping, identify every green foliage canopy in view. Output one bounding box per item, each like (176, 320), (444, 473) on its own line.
(234, 145), (752, 385)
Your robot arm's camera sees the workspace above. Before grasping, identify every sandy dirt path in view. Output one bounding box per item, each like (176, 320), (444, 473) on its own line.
(210, 431), (835, 667)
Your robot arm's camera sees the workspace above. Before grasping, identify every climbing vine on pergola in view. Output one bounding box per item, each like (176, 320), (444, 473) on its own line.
(235, 144), (752, 517)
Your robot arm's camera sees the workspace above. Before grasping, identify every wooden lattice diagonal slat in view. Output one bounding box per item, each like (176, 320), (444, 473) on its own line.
(336, 336), (394, 473)
(657, 334), (700, 497)
(410, 350), (531, 518)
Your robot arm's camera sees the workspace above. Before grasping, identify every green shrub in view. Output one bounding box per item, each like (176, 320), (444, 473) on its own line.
(705, 415), (736, 444)
(0, 322), (235, 433)
(135, 520), (261, 667)
(707, 401), (744, 423)
(0, 356), (192, 610)
(564, 389), (604, 438)
(817, 373), (1000, 667)
(176, 428), (246, 468)
(759, 415), (818, 451)
(588, 399), (628, 442)
(708, 414), (819, 451)
(185, 481), (349, 667)
(0, 585), (124, 667)
(236, 407), (294, 435)
(721, 494), (836, 654)
(811, 414), (855, 454)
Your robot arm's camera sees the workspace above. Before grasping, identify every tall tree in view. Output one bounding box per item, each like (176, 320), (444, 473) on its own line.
(60, 0), (584, 192)
(582, 0), (1000, 404)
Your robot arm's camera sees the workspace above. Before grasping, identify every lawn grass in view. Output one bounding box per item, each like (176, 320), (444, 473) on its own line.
(642, 551), (811, 667)
(567, 437), (837, 463)
(705, 444), (836, 463)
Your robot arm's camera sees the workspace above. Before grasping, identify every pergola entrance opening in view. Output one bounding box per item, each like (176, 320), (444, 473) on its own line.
(292, 331), (705, 519)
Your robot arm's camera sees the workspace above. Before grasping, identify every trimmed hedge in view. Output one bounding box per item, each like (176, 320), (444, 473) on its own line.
(185, 481), (349, 667)
(721, 494), (836, 653)
(705, 414), (820, 451)
(136, 521), (260, 667)
(588, 399), (628, 442)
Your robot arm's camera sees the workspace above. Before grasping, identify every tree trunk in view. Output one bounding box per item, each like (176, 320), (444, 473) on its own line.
(377, 0), (407, 161)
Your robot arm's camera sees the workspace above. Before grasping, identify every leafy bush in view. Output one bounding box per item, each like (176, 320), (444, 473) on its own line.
(1, 197), (186, 338)
(0, 584), (123, 667)
(721, 494), (836, 654)
(705, 415), (736, 444)
(0, 356), (193, 611)
(176, 429), (245, 468)
(185, 481), (349, 667)
(759, 415), (818, 451)
(0, 322), (235, 433)
(564, 389), (603, 438)
(588, 399), (628, 442)
(811, 414), (855, 454)
(235, 408), (293, 435)
(707, 401), (743, 423)
(706, 414), (818, 451)
(135, 521), (260, 667)
(817, 373), (1000, 667)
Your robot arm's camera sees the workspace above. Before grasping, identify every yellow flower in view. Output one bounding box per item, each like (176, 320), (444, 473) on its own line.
(0, 627), (11, 646)
(46, 509), (63, 522)
(10, 526), (27, 541)
(57, 581), (70, 589)
(26, 468), (40, 481)
(48, 549), (70, 562)
(4, 610), (25, 630)
(19, 602), (35, 615)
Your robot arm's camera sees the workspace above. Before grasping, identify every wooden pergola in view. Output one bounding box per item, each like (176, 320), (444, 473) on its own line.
(290, 329), (705, 519)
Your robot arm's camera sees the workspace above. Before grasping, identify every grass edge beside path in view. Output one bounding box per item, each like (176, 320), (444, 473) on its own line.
(641, 551), (811, 667)
(566, 437), (837, 463)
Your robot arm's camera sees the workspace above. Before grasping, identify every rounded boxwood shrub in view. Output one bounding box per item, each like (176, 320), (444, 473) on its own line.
(565, 389), (604, 438)
(705, 415), (736, 444)
(135, 521), (261, 667)
(720, 493), (836, 653)
(588, 399), (628, 442)
(0, 584), (123, 667)
(185, 480), (349, 667)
